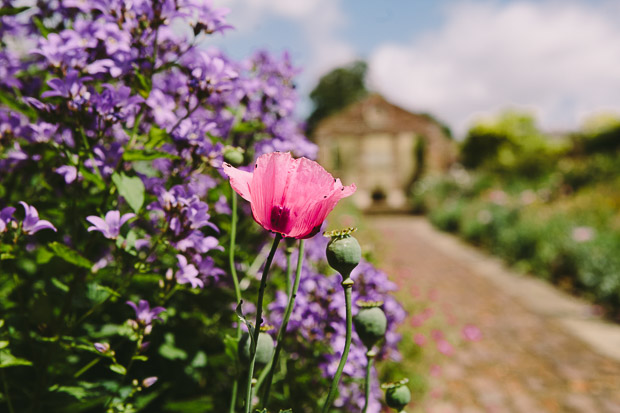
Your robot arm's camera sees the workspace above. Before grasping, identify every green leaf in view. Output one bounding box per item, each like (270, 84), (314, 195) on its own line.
(223, 335), (238, 363)
(32, 16), (50, 38)
(132, 355), (148, 362)
(190, 351), (207, 368)
(78, 166), (106, 190)
(0, 6), (30, 16)
(94, 284), (120, 297)
(145, 126), (170, 149)
(235, 301), (255, 343)
(0, 89), (36, 118)
(48, 242), (93, 269)
(50, 385), (87, 400)
(163, 396), (213, 413)
(123, 149), (178, 161)
(0, 350), (32, 368)
(109, 363), (127, 375)
(112, 172), (145, 213)
(232, 119), (264, 134)
(158, 333), (187, 361)
(0, 341), (8, 349)
(0, 253), (15, 260)
(134, 69), (152, 97)
(36, 247), (54, 264)
(50, 277), (70, 292)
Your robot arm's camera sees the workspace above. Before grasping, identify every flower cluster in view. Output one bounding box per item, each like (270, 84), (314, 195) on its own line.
(0, 0), (405, 411)
(0, 202), (56, 235)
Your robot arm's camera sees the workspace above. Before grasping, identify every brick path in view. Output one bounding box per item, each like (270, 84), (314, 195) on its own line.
(365, 216), (620, 413)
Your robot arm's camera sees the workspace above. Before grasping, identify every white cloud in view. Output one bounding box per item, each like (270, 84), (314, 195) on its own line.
(368, 1), (620, 137)
(216, 0), (356, 79)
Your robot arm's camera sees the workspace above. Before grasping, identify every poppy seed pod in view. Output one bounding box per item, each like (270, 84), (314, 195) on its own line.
(353, 301), (387, 349)
(325, 228), (361, 277)
(223, 147), (245, 166)
(382, 379), (411, 412)
(238, 332), (274, 365)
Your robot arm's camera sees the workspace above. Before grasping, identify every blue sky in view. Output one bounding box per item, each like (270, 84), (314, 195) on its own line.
(211, 0), (620, 137)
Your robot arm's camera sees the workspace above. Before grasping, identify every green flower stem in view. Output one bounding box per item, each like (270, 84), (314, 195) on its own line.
(2, 369), (15, 413)
(285, 246), (293, 295)
(321, 276), (354, 413)
(74, 357), (101, 379)
(244, 233), (282, 413)
(252, 357), (273, 403)
(362, 350), (376, 413)
(228, 191), (242, 413)
(261, 239), (305, 408)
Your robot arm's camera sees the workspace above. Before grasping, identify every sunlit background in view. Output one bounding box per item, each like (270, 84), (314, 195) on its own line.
(212, 0), (620, 137)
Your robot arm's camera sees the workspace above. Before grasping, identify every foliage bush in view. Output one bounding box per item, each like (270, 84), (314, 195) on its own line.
(413, 148), (620, 319)
(0, 2), (409, 412)
(460, 110), (567, 178)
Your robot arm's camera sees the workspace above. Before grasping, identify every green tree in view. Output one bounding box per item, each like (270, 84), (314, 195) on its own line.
(306, 61), (368, 134)
(460, 110), (557, 177)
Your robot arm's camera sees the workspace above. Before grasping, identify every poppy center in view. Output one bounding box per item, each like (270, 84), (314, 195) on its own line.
(270, 205), (291, 233)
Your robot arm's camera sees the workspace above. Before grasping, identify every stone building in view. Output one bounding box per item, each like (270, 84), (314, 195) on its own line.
(313, 94), (456, 210)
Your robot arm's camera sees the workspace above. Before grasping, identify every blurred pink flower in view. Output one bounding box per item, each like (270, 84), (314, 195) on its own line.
(520, 189), (537, 205)
(431, 329), (444, 341)
(410, 314), (425, 327)
(413, 333), (426, 346)
(436, 339), (454, 356)
(571, 226), (594, 243)
(430, 365), (442, 377)
(488, 189), (507, 205)
(462, 324), (482, 342)
(223, 152), (355, 239)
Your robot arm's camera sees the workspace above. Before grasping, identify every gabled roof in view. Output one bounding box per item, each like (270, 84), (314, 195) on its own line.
(314, 93), (443, 137)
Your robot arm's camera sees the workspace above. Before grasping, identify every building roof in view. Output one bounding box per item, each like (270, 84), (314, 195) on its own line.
(313, 94), (445, 137)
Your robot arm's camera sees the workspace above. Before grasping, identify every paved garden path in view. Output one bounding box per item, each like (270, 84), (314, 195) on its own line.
(366, 215), (620, 413)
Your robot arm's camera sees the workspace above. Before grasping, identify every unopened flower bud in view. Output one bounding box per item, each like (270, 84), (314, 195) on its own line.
(238, 332), (274, 365)
(324, 228), (361, 278)
(144, 324), (153, 335)
(354, 301), (387, 349)
(382, 379), (411, 412)
(165, 268), (174, 281)
(94, 342), (110, 354)
(142, 376), (158, 388)
(223, 147), (244, 166)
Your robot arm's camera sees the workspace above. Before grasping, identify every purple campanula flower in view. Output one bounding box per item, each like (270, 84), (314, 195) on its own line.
(41, 70), (92, 110)
(55, 165), (79, 184)
(84, 143), (124, 177)
(29, 122), (58, 143)
(175, 254), (203, 289)
(19, 202), (57, 234)
(126, 299), (166, 326)
(94, 84), (144, 123)
(94, 22), (132, 55)
(196, 255), (225, 283)
(214, 195), (231, 215)
(0, 207), (16, 233)
(86, 210), (135, 239)
(146, 89), (177, 128)
(180, 0), (232, 35)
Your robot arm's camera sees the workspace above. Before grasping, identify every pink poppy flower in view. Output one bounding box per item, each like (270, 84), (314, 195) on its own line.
(223, 152), (356, 239)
